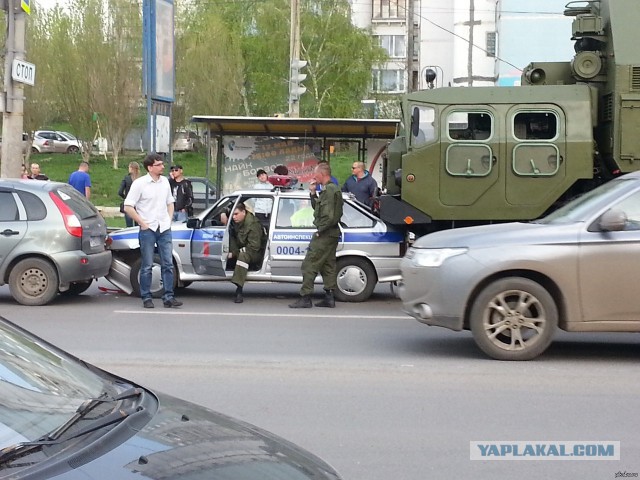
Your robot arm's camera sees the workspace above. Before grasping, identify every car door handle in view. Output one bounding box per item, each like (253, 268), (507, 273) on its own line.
(1, 229), (20, 236)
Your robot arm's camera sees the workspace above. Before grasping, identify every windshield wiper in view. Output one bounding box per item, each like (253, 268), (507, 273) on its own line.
(0, 387), (143, 467)
(47, 387), (143, 439)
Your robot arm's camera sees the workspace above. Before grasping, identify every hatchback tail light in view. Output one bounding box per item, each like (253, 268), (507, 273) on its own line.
(50, 192), (82, 238)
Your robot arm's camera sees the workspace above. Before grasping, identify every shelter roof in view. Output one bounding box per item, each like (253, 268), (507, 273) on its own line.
(190, 115), (399, 139)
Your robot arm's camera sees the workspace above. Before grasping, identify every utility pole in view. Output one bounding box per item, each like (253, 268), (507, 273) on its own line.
(406, 0), (415, 93)
(288, 0), (306, 118)
(1, 0), (27, 178)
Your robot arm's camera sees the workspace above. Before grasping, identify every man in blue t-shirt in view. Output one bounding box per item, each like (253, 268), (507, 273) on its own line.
(68, 161), (92, 199)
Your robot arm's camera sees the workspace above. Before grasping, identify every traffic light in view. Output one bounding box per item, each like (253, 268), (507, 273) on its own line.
(289, 60), (307, 101)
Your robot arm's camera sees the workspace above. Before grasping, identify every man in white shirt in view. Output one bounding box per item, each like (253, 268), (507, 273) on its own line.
(124, 153), (183, 309)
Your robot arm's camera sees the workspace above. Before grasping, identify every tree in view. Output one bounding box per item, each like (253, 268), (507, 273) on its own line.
(25, 0), (142, 168)
(299, 0), (387, 117)
(217, 0), (387, 118)
(174, 4), (245, 128)
(88, 0), (142, 168)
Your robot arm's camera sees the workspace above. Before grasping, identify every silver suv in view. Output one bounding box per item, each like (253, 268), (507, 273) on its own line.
(0, 179), (112, 305)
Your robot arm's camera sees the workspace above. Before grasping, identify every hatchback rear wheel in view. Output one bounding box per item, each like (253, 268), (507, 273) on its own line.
(9, 258), (59, 306)
(470, 277), (557, 361)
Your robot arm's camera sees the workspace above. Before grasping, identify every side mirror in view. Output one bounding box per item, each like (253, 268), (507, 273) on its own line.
(186, 218), (201, 229)
(411, 107), (420, 138)
(598, 209), (627, 232)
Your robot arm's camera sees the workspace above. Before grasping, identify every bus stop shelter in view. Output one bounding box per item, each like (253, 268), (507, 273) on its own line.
(190, 115), (399, 196)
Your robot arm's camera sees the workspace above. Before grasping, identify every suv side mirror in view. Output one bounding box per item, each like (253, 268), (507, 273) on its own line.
(598, 209), (627, 232)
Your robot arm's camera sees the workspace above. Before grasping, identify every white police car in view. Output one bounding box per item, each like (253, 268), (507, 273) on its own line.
(105, 187), (407, 302)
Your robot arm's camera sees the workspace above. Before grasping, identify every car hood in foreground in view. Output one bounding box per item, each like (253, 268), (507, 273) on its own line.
(411, 221), (583, 249)
(63, 391), (340, 480)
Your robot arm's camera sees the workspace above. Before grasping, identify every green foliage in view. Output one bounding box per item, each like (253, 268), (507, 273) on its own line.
(13, 0), (390, 164)
(197, 0), (387, 118)
(300, 0), (387, 117)
(175, 7), (245, 124)
(24, 0), (142, 167)
(35, 151), (213, 207)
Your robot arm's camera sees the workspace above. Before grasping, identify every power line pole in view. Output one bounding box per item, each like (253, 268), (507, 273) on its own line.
(406, 0), (415, 92)
(1, 0), (27, 178)
(288, 0), (306, 118)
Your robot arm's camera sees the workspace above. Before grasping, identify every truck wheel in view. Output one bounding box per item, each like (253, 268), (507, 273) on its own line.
(130, 256), (177, 298)
(8, 258), (59, 306)
(470, 277), (557, 361)
(334, 257), (377, 302)
(60, 280), (93, 296)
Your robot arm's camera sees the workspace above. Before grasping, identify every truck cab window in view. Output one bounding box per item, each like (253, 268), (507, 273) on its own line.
(513, 112), (558, 140)
(447, 111), (492, 141)
(410, 105), (436, 147)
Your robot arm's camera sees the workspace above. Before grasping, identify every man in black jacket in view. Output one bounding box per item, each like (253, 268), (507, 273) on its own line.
(169, 164), (194, 222)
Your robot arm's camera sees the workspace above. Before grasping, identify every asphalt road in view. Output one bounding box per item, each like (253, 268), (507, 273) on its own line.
(1, 279), (639, 480)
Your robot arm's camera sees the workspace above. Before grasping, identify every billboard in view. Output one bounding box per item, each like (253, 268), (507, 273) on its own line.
(151, 0), (174, 101)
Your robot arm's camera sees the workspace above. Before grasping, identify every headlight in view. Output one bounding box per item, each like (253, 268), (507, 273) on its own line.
(407, 247), (467, 267)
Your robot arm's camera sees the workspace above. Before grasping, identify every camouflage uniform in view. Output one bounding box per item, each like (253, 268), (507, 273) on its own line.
(230, 211), (265, 287)
(299, 183), (344, 296)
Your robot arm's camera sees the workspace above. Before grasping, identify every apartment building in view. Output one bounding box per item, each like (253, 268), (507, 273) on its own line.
(350, 0), (573, 94)
(350, 0), (499, 95)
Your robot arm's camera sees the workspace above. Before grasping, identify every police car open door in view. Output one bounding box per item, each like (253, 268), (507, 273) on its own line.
(190, 197), (237, 276)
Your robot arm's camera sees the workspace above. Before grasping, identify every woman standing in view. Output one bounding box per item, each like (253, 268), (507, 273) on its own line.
(118, 161), (140, 227)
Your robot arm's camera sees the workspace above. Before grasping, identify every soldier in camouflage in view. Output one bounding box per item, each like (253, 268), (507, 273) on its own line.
(289, 162), (344, 309)
(228, 202), (265, 303)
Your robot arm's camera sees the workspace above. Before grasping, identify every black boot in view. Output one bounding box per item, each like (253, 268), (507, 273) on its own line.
(234, 285), (243, 303)
(315, 289), (335, 308)
(288, 295), (312, 308)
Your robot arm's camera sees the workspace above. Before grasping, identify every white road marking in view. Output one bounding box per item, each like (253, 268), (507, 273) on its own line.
(114, 310), (408, 319)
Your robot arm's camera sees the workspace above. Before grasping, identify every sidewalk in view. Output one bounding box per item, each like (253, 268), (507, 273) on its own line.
(97, 206), (122, 218)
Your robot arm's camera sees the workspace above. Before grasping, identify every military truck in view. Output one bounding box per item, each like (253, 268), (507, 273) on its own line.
(379, 0), (640, 235)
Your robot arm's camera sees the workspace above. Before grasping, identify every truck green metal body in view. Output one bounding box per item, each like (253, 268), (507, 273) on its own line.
(380, 0), (640, 233)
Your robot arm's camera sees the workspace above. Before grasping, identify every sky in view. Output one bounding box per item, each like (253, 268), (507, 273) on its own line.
(498, 0), (575, 85)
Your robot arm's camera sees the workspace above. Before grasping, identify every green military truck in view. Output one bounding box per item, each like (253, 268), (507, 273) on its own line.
(379, 0), (640, 235)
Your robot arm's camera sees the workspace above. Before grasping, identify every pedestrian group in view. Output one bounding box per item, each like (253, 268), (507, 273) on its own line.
(23, 151), (378, 310)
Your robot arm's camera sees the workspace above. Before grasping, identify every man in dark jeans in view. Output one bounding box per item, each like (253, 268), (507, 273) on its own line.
(124, 153), (183, 309)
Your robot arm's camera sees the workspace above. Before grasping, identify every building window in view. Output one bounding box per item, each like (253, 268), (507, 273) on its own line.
(374, 35), (406, 58)
(372, 69), (405, 93)
(486, 31), (496, 58)
(372, 0), (406, 20)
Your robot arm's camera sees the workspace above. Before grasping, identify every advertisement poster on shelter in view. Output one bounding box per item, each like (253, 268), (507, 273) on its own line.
(221, 136), (323, 194)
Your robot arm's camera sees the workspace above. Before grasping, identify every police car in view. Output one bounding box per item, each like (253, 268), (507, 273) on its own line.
(105, 183), (407, 302)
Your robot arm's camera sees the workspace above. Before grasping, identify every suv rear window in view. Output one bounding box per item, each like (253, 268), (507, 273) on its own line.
(52, 186), (100, 220)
